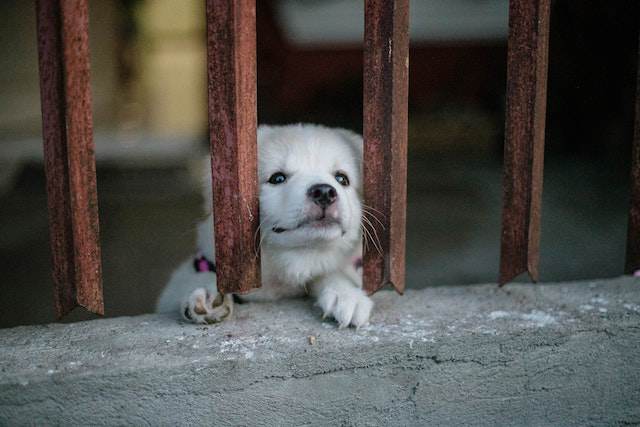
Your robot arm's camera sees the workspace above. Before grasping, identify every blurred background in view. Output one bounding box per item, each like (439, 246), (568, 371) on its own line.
(0, 0), (637, 328)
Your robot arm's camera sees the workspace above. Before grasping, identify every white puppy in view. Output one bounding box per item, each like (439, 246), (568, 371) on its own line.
(156, 124), (373, 328)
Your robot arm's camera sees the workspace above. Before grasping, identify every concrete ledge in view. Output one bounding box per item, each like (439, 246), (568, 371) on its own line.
(1, 277), (640, 426)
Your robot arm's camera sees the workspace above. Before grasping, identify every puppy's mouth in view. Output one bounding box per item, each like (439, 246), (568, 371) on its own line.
(272, 215), (342, 234)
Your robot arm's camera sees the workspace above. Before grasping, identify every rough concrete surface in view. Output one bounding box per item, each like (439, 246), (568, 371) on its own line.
(1, 277), (639, 426)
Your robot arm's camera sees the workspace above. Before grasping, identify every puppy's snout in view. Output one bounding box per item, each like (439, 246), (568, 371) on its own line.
(307, 183), (337, 208)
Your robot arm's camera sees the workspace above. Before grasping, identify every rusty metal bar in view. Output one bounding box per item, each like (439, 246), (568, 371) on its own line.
(205, 0), (260, 295)
(625, 28), (640, 274)
(499, 0), (551, 286)
(363, 0), (409, 295)
(36, 0), (75, 318)
(36, 0), (103, 317)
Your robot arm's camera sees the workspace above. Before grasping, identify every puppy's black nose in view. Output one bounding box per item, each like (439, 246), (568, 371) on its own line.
(307, 184), (337, 207)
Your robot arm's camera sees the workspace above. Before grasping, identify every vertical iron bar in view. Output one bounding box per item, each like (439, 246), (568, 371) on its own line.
(499, 0), (551, 285)
(363, 0), (409, 295)
(205, 0), (260, 295)
(36, 0), (103, 317)
(625, 26), (640, 274)
(59, 0), (103, 314)
(36, 0), (76, 318)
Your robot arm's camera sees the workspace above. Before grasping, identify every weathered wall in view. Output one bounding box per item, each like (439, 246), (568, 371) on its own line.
(1, 277), (639, 425)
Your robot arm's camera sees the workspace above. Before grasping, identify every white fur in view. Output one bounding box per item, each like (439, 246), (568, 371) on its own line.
(156, 124), (372, 327)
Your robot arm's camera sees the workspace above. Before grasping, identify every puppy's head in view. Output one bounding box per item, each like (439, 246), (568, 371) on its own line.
(258, 124), (362, 250)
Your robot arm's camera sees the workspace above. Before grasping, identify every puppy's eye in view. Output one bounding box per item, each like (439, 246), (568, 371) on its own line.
(335, 172), (350, 187)
(268, 172), (287, 185)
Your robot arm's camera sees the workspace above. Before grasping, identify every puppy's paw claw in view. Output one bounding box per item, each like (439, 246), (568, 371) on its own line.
(317, 287), (373, 328)
(181, 288), (233, 324)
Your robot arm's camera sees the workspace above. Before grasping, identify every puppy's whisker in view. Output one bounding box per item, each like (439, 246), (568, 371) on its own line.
(253, 217), (269, 242)
(361, 216), (383, 255)
(362, 209), (386, 230)
(360, 225), (367, 251)
(361, 204), (385, 218)
(369, 227), (384, 256)
(361, 203), (387, 219)
(360, 224), (371, 253)
(366, 225), (383, 256)
(359, 220), (370, 246)
(253, 217), (270, 258)
(361, 205), (384, 220)
(361, 208), (385, 231)
(362, 222), (380, 252)
(362, 226), (373, 255)
(360, 217), (371, 246)
(361, 209), (386, 254)
(257, 223), (271, 256)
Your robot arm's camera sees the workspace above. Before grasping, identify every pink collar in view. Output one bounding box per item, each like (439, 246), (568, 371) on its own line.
(193, 253), (216, 273)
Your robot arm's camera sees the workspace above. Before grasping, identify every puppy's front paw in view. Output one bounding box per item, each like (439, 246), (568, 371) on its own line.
(181, 288), (233, 324)
(317, 286), (373, 328)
